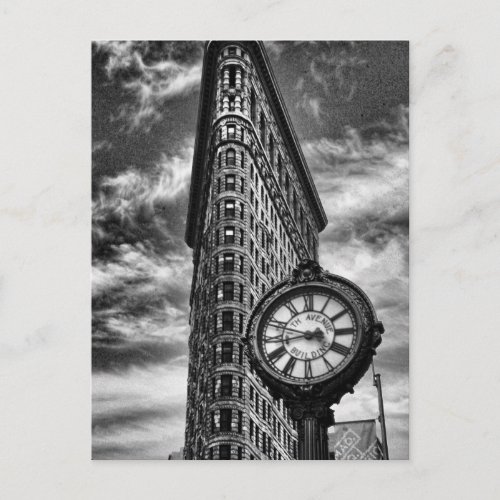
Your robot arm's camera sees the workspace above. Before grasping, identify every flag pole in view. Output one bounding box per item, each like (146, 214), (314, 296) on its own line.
(372, 361), (389, 460)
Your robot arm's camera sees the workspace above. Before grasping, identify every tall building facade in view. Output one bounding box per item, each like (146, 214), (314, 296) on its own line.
(184, 41), (327, 459)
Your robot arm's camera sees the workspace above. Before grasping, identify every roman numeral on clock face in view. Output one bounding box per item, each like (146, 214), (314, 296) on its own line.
(303, 294), (314, 312)
(282, 356), (296, 376)
(330, 309), (348, 322)
(335, 327), (354, 336)
(330, 342), (351, 357)
(304, 360), (313, 378)
(283, 301), (299, 317)
(323, 357), (334, 372)
(268, 345), (287, 362)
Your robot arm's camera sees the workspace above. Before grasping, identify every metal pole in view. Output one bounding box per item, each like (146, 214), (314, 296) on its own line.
(294, 404), (333, 460)
(372, 362), (389, 460)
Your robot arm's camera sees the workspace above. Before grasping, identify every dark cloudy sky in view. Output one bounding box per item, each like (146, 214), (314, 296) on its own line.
(92, 41), (408, 460)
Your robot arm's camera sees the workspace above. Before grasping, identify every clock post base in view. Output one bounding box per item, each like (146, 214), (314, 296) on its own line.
(289, 401), (334, 460)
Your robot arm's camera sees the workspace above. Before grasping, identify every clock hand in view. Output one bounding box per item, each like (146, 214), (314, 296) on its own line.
(265, 334), (305, 343)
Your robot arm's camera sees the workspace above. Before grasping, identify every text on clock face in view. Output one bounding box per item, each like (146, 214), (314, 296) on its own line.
(259, 290), (358, 381)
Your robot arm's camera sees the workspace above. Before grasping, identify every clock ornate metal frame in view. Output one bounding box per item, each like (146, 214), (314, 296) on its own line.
(245, 260), (384, 451)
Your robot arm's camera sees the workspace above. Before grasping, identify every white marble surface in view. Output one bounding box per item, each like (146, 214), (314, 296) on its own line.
(1, 0), (499, 499)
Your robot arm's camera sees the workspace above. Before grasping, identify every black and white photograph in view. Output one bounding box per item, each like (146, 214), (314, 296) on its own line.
(92, 40), (409, 460)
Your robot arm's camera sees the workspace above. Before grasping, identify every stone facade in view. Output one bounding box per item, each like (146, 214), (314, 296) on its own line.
(184, 41), (327, 460)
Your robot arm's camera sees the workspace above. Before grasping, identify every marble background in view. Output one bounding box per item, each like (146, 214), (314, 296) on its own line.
(1, 0), (499, 499)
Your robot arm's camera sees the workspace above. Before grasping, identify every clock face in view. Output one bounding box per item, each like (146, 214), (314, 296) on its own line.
(255, 285), (360, 385)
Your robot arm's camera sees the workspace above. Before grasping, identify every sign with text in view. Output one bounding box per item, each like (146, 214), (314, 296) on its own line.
(328, 420), (383, 460)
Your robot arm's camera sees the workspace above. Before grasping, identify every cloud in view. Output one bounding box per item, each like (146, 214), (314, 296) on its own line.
(94, 41), (203, 133)
(92, 143), (194, 372)
(92, 364), (187, 459)
(307, 106), (409, 457)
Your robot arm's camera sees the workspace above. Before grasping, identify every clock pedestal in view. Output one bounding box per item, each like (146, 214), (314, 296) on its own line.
(288, 400), (334, 460)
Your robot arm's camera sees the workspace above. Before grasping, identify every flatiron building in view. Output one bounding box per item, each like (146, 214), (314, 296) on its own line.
(184, 41), (327, 459)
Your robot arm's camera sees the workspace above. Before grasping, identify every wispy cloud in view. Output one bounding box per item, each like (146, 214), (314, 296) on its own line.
(309, 105), (409, 457)
(92, 142), (194, 376)
(94, 41), (203, 133)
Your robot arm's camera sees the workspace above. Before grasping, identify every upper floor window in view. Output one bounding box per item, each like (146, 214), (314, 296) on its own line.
(229, 96), (235, 111)
(221, 374), (232, 396)
(227, 125), (235, 139)
(225, 174), (235, 190)
(223, 253), (234, 271)
(220, 409), (232, 432)
(228, 47), (236, 56)
(223, 281), (234, 301)
(269, 134), (274, 166)
(219, 444), (230, 460)
(225, 199), (235, 217)
(221, 341), (233, 362)
(224, 227), (235, 244)
(250, 89), (257, 124)
(228, 66), (236, 87)
(260, 112), (266, 147)
(226, 149), (235, 167)
(222, 311), (234, 331)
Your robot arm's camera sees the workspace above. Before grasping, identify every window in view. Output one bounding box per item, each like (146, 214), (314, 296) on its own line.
(213, 345), (217, 365)
(224, 227), (235, 244)
(278, 155), (282, 185)
(239, 344), (243, 365)
(212, 377), (216, 398)
(239, 255), (244, 273)
(215, 256), (219, 273)
(239, 284), (244, 303)
(269, 134), (274, 166)
(219, 444), (231, 460)
(223, 281), (234, 301)
(221, 342), (233, 362)
(213, 313), (217, 332)
(218, 152), (221, 169)
(228, 47), (236, 55)
(217, 202), (221, 220)
(238, 377), (243, 398)
(240, 151), (245, 168)
(249, 385), (254, 402)
(240, 178), (245, 193)
(214, 283), (218, 301)
(250, 420), (254, 439)
(225, 199), (235, 217)
(228, 65), (236, 87)
(240, 202), (244, 220)
(263, 432), (267, 453)
(227, 125), (235, 139)
(238, 411), (243, 433)
(226, 149), (235, 167)
(239, 229), (244, 246)
(221, 374), (232, 396)
(241, 130), (245, 143)
(228, 96), (235, 112)
(226, 174), (235, 190)
(222, 311), (234, 331)
(260, 112), (266, 147)
(250, 294), (254, 308)
(220, 409), (232, 432)
(250, 89), (256, 124)
(223, 253), (234, 271)
(211, 411), (215, 432)
(218, 177), (221, 193)
(238, 447), (243, 460)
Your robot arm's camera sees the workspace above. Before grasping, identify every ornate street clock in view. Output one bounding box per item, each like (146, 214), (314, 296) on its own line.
(245, 260), (384, 459)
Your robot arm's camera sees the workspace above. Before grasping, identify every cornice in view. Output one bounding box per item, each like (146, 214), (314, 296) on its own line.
(185, 41), (328, 249)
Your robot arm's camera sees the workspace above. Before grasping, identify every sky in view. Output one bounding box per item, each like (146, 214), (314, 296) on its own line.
(92, 41), (409, 460)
